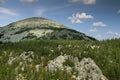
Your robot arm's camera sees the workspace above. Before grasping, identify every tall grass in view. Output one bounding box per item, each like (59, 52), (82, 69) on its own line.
(0, 39), (120, 80)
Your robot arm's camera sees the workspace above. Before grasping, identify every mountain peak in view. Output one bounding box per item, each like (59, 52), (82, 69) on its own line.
(24, 17), (48, 20)
(6, 17), (67, 29)
(0, 17), (96, 43)
(21, 17), (49, 22)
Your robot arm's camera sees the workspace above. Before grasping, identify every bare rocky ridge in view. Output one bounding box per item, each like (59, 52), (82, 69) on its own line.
(0, 17), (96, 43)
(46, 55), (108, 80)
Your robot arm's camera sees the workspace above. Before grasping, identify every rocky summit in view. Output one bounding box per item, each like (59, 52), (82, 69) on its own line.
(0, 17), (96, 43)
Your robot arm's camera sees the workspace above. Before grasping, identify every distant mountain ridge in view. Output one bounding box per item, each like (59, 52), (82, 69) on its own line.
(0, 17), (96, 43)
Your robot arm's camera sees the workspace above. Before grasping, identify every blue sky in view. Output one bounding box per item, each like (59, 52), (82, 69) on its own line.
(0, 0), (120, 40)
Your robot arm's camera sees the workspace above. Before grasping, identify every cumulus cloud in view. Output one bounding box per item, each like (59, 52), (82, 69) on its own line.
(69, 0), (96, 5)
(20, 0), (38, 3)
(107, 31), (113, 35)
(70, 0), (80, 3)
(117, 10), (120, 14)
(89, 28), (97, 33)
(82, 0), (96, 4)
(68, 12), (93, 23)
(96, 34), (102, 38)
(107, 31), (120, 36)
(93, 22), (107, 27)
(35, 9), (46, 16)
(0, 7), (18, 16)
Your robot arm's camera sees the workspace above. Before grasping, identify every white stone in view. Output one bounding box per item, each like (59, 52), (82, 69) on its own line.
(76, 58), (108, 80)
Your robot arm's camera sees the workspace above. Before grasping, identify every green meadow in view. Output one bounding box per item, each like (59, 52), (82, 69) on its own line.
(0, 39), (120, 80)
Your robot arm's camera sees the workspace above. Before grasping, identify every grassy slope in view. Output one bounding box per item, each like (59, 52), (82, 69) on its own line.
(0, 39), (120, 80)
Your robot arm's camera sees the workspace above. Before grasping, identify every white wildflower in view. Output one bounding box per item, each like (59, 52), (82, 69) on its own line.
(29, 51), (34, 58)
(8, 57), (16, 65)
(9, 52), (13, 57)
(76, 77), (81, 80)
(50, 49), (54, 53)
(27, 58), (33, 63)
(77, 46), (80, 48)
(65, 66), (72, 73)
(19, 62), (23, 66)
(110, 60), (113, 63)
(21, 67), (25, 71)
(68, 44), (71, 47)
(58, 45), (63, 50)
(4, 51), (7, 56)
(19, 52), (28, 60)
(72, 75), (76, 79)
(15, 67), (19, 74)
(91, 45), (96, 49)
(35, 64), (40, 72)
(91, 45), (100, 49)
(16, 74), (27, 80)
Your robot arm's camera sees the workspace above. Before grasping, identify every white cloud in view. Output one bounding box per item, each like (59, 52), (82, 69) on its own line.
(117, 10), (120, 14)
(0, 7), (18, 16)
(35, 9), (46, 16)
(89, 28), (97, 33)
(70, 0), (80, 3)
(82, 0), (96, 4)
(114, 33), (119, 36)
(20, 0), (38, 3)
(107, 31), (120, 36)
(96, 34), (102, 38)
(95, 34), (102, 40)
(68, 12), (93, 23)
(107, 31), (113, 35)
(69, 0), (96, 5)
(93, 22), (107, 27)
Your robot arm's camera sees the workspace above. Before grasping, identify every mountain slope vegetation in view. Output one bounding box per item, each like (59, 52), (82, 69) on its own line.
(0, 17), (95, 43)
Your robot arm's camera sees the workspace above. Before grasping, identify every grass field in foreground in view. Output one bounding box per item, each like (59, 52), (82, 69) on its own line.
(0, 39), (120, 80)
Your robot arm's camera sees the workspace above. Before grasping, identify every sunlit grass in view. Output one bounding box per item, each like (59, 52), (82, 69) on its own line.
(0, 39), (120, 80)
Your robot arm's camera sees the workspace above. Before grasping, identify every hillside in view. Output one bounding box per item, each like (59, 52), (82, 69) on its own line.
(0, 39), (120, 80)
(0, 17), (119, 80)
(0, 17), (95, 43)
